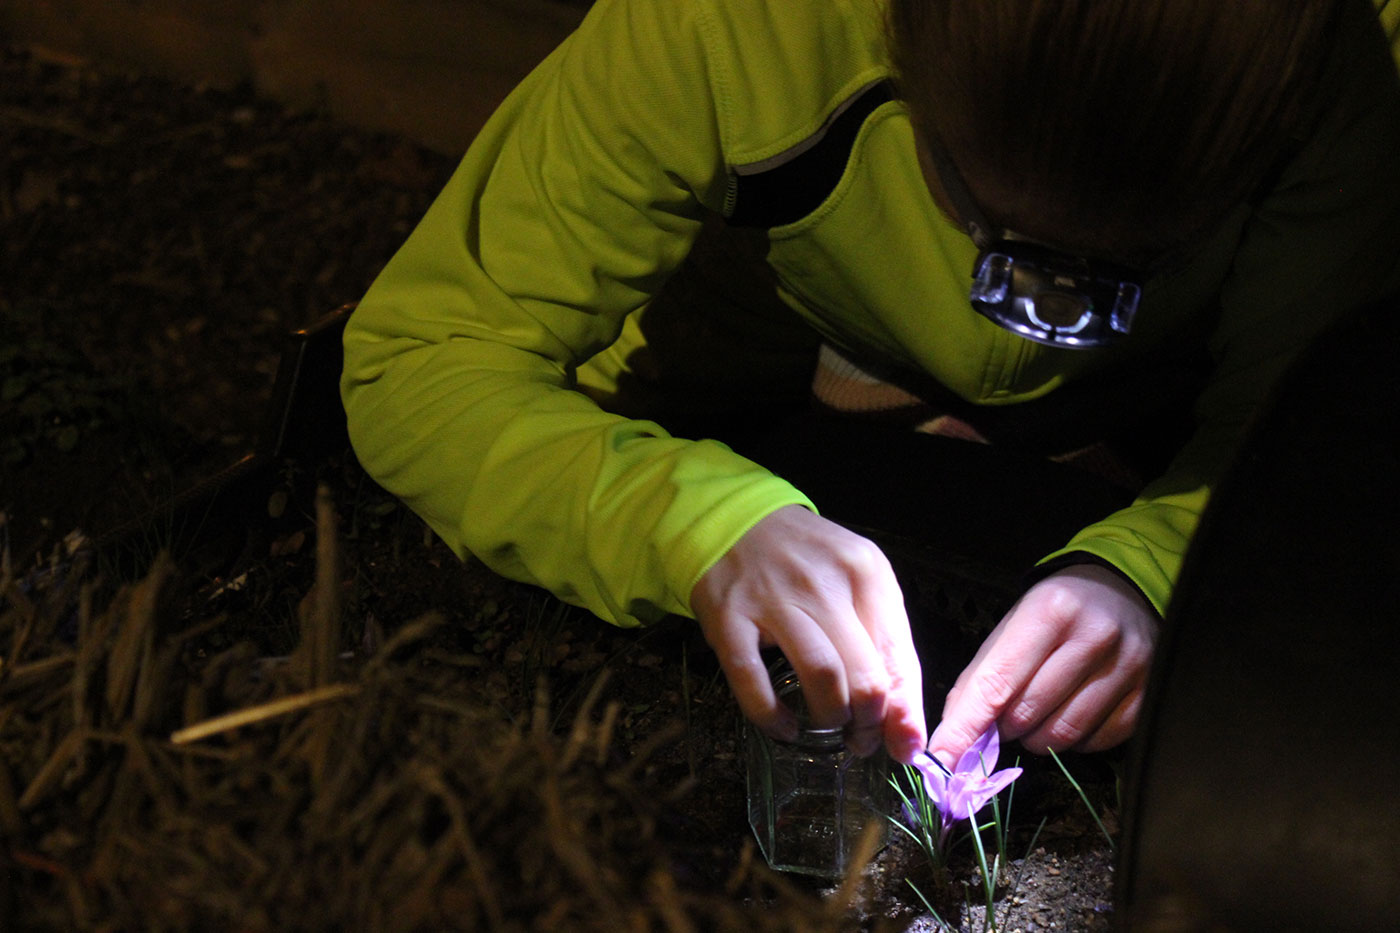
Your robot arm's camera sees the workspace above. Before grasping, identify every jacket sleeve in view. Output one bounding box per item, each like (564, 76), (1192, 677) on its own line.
(1039, 0), (1400, 616)
(340, 0), (814, 626)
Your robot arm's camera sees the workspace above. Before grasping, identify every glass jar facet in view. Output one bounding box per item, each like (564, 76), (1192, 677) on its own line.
(744, 658), (891, 878)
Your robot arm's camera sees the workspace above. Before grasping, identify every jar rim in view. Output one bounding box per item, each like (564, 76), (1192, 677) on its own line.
(770, 661), (847, 749)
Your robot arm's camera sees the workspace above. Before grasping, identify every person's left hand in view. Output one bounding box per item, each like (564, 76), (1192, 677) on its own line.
(927, 563), (1158, 764)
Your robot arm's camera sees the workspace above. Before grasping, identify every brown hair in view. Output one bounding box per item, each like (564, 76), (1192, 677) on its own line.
(887, 0), (1346, 266)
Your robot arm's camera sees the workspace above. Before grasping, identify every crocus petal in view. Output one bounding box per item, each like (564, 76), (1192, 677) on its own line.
(955, 723), (1002, 776)
(979, 724), (1002, 772)
(953, 742), (983, 776)
(910, 728), (1022, 853)
(912, 750), (951, 779)
(962, 767), (1024, 816)
(941, 773), (972, 820)
(911, 752), (949, 808)
(980, 766), (1022, 799)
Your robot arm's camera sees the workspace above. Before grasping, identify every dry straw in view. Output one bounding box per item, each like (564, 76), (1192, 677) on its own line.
(0, 486), (891, 931)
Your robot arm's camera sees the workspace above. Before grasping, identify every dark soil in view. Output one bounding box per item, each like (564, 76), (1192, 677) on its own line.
(1, 44), (1116, 930)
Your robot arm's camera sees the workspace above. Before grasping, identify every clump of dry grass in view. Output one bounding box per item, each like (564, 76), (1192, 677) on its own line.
(0, 488), (891, 932)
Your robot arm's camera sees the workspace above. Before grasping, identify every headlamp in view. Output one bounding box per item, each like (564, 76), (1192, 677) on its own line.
(970, 239), (1142, 348)
(923, 132), (1146, 349)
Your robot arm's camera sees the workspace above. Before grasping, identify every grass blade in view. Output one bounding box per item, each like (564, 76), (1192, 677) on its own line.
(1047, 748), (1115, 850)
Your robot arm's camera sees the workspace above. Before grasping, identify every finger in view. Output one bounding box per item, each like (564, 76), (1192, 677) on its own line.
(1018, 606), (1154, 752)
(934, 603), (1038, 729)
(849, 558), (926, 763)
(998, 621), (1122, 741)
(878, 629), (927, 765)
(816, 570), (895, 757)
(778, 536), (896, 748)
(1019, 664), (1144, 753)
(778, 611), (853, 732)
(1076, 683), (1143, 753)
(927, 610), (1063, 763)
(702, 612), (796, 741)
(880, 662), (927, 764)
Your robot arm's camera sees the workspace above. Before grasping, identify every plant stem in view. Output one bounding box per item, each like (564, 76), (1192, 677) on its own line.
(966, 808), (997, 932)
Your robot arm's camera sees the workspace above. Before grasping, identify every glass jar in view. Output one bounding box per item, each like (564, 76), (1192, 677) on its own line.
(744, 655), (891, 879)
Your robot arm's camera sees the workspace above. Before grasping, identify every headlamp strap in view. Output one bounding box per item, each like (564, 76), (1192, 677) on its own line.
(921, 128), (999, 249)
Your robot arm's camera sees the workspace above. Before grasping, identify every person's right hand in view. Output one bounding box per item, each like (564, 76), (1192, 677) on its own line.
(690, 504), (927, 764)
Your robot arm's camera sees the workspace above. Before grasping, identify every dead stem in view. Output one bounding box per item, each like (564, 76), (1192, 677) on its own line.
(73, 581), (104, 733)
(0, 753), (23, 834)
(723, 840), (756, 897)
(531, 675), (551, 743)
(541, 768), (619, 915)
(0, 653), (75, 696)
(169, 682), (361, 745)
(413, 762), (506, 930)
(594, 699), (621, 767)
(18, 728), (84, 810)
(2, 578), (37, 679)
(649, 869), (698, 933)
(393, 832), (459, 930)
(131, 640), (179, 733)
(304, 484), (341, 689)
(104, 554), (171, 720)
(114, 724), (179, 817)
(362, 611), (444, 678)
(560, 668), (611, 772)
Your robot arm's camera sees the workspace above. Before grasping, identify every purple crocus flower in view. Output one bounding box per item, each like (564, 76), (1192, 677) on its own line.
(911, 725), (1023, 850)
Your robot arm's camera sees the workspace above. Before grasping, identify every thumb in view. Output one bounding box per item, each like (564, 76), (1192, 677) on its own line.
(927, 689), (1000, 768)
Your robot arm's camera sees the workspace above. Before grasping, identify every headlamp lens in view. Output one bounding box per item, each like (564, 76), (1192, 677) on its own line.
(1028, 291), (1092, 331)
(970, 245), (1144, 349)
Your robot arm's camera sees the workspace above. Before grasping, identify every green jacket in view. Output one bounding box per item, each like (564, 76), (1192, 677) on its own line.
(342, 0), (1400, 626)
